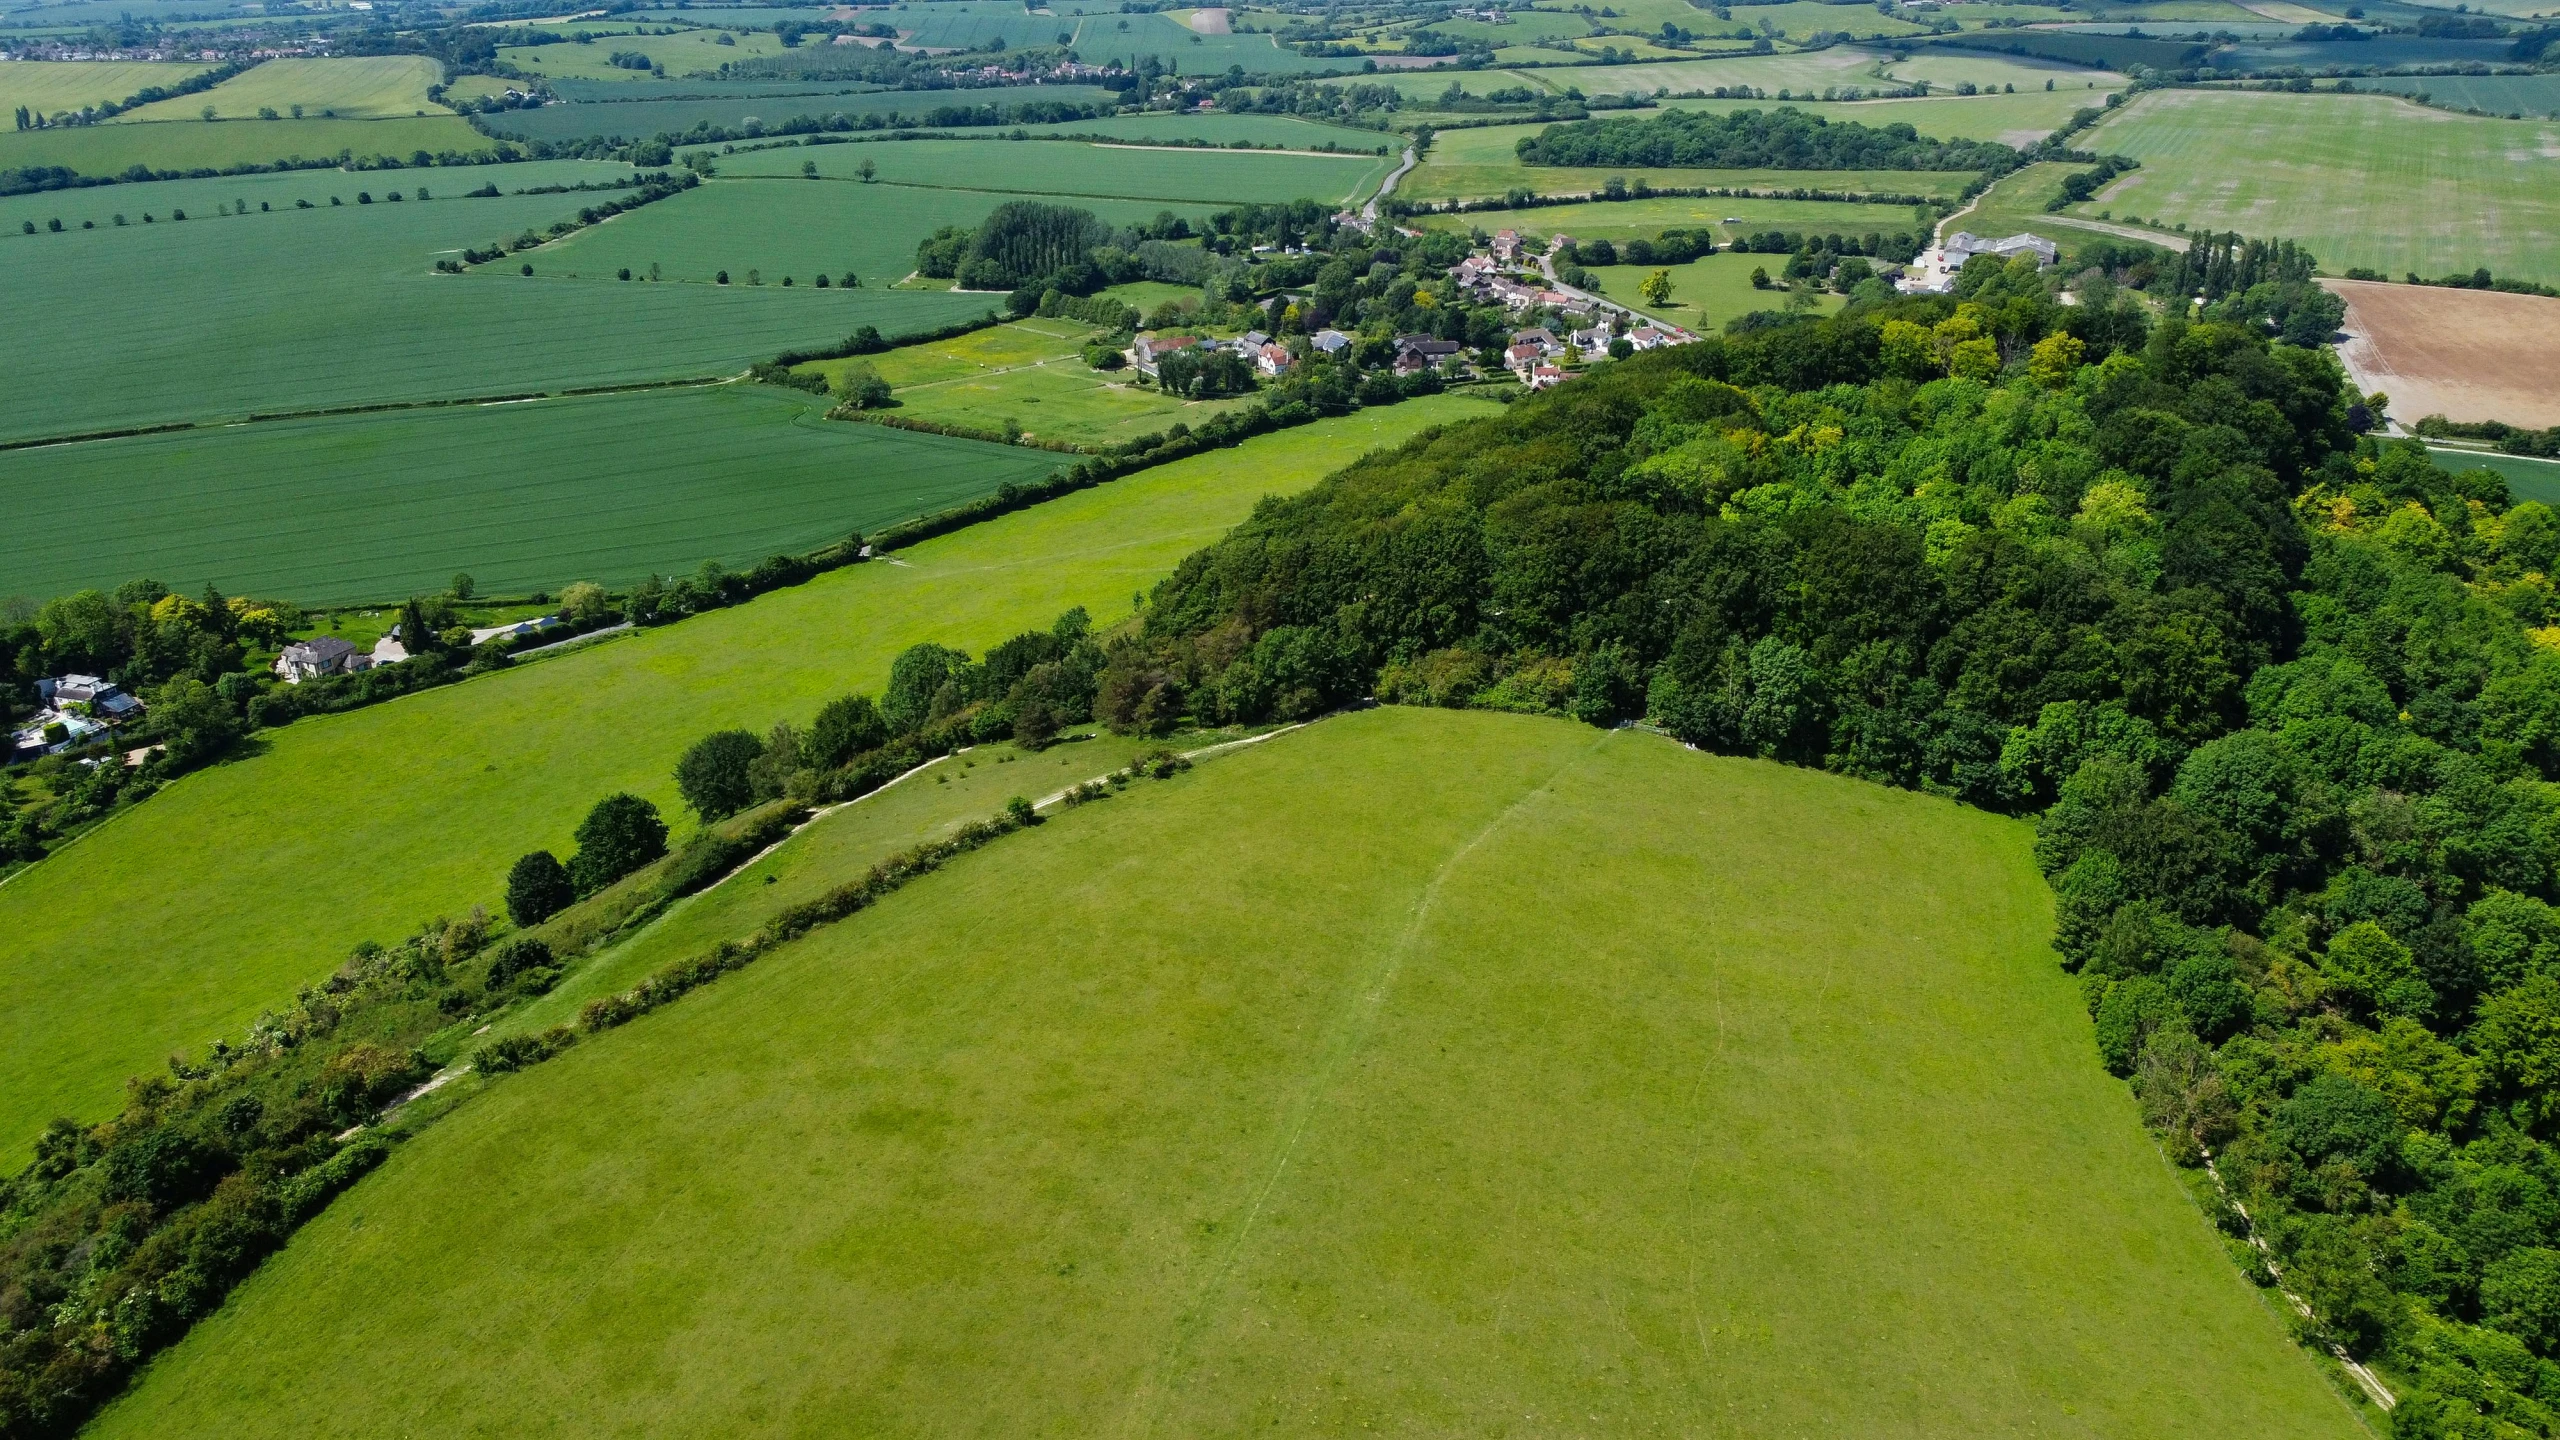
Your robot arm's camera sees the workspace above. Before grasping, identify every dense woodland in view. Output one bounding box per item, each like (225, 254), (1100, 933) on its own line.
(1515, 106), (2027, 173)
(1046, 257), (2560, 1434)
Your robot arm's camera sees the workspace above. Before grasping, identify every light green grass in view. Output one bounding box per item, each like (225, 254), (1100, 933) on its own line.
(1422, 191), (1939, 244)
(2434, 448), (2560, 506)
(0, 170), (989, 442)
(500, 27), (790, 79)
(0, 155), (608, 235)
(0, 59), (213, 119)
(0, 114), (491, 177)
(0, 384), (1062, 605)
(532, 175), (1219, 286)
(0, 395), (1502, 1163)
(86, 707), (2369, 1438)
(807, 317), (1094, 388)
(1659, 85), (2114, 144)
(1880, 49), (2127, 92)
(115, 57), (449, 122)
(1407, 117), (1971, 201)
(2074, 88), (2560, 285)
(1012, 111), (1394, 150)
(1366, 50), (1886, 100)
(711, 137), (1395, 206)
(803, 316), (1260, 447)
(1586, 249), (1847, 326)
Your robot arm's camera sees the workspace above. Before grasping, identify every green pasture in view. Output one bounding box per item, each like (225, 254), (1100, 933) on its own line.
(0, 59), (212, 118)
(807, 317), (1094, 388)
(1371, 48), (1891, 100)
(1678, 0), (1934, 38)
(0, 384), (1060, 606)
(709, 137), (1395, 206)
(2351, 72), (2560, 119)
(0, 395), (1502, 1164)
(1659, 85), (2113, 144)
(1954, 160), (2176, 261)
(1424, 190), (1934, 243)
(1407, 119), (1970, 201)
(87, 706), (2367, 1438)
(0, 174), (989, 441)
(532, 178), (1212, 286)
(2435, 448), (2560, 506)
(1881, 48), (2128, 91)
(115, 56), (448, 122)
(0, 156), (614, 232)
(1011, 111), (1393, 150)
(2075, 88), (2560, 285)
(0, 114), (492, 177)
(883, 0), (1078, 51)
(475, 85), (1123, 143)
(1585, 250), (1847, 327)
(500, 27), (790, 80)
(1066, 10), (1349, 73)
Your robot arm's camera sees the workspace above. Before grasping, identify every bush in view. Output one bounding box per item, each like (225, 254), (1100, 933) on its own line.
(569, 792), (667, 895)
(505, 849), (574, 927)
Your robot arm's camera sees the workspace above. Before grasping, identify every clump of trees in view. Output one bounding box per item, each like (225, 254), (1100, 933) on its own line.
(1515, 105), (2025, 174)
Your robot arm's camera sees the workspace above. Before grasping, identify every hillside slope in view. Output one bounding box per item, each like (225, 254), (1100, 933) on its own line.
(90, 708), (2364, 1438)
(0, 398), (1497, 1164)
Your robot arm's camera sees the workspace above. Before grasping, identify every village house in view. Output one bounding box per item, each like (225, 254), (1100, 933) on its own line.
(9, 675), (145, 763)
(1311, 328), (1354, 356)
(1570, 324), (1614, 355)
(1491, 229), (1522, 263)
(1627, 326), (1674, 351)
(1511, 327), (1562, 358)
(1504, 341), (1544, 374)
(272, 635), (369, 684)
(1256, 342), (1295, 377)
(1132, 333), (1200, 377)
(1527, 363), (1565, 390)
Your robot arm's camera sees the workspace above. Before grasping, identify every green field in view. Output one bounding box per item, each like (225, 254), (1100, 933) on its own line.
(114, 56), (448, 122)
(83, 707), (2366, 1438)
(884, 0), (1080, 51)
(1012, 110), (1393, 150)
(1373, 48), (1892, 100)
(1585, 249), (1848, 326)
(1425, 191), (1941, 245)
(0, 155), (614, 232)
(0, 114), (492, 176)
(1066, 9), (1350, 73)
(709, 136), (1395, 206)
(1659, 85), (2113, 144)
(2348, 73), (2560, 119)
(1880, 48), (2127, 92)
(0, 171), (991, 442)
(0, 58), (212, 118)
(1406, 118), (1972, 201)
(814, 317), (1258, 449)
(2075, 88), (2560, 285)
(0, 396), (1501, 1164)
(533, 177), (1215, 285)
(0, 384), (1061, 605)
(476, 84), (1126, 142)
(499, 27), (790, 79)
(2433, 447), (2560, 505)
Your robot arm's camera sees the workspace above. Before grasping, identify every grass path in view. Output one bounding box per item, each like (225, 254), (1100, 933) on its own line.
(0, 397), (1500, 1164)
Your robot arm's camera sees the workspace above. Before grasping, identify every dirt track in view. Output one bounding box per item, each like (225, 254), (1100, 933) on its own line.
(2328, 278), (2560, 429)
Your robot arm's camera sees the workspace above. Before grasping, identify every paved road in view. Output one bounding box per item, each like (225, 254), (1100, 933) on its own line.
(1363, 145), (1417, 225)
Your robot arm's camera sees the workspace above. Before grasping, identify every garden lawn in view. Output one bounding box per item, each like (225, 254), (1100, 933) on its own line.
(0, 59), (213, 118)
(0, 173), (988, 442)
(0, 114), (491, 176)
(0, 394), (1503, 1164)
(710, 137), (1394, 206)
(2074, 88), (2560, 286)
(0, 384), (1060, 606)
(114, 56), (449, 121)
(1405, 119), (1971, 202)
(84, 707), (2369, 1439)
(1584, 250), (1846, 327)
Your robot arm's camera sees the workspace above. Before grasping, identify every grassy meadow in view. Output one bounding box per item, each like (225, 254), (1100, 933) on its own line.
(85, 708), (2366, 1438)
(114, 56), (449, 121)
(2076, 88), (2560, 284)
(477, 84), (1125, 142)
(0, 395), (1502, 1163)
(708, 136), (1396, 206)
(1658, 85), (2112, 145)
(1585, 250), (1846, 327)
(0, 174), (989, 441)
(500, 27), (791, 79)
(1405, 119), (1972, 202)
(0, 113), (492, 176)
(0, 58), (212, 118)
(1008, 111), (1393, 148)
(1424, 191), (1936, 244)
(802, 317), (1259, 447)
(0, 384), (1061, 605)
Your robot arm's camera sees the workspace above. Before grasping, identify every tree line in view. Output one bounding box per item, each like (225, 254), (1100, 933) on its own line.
(1514, 106), (2027, 174)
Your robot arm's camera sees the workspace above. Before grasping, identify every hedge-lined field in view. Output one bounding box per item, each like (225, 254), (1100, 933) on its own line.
(1406, 119), (1972, 201)
(1417, 190), (1933, 244)
(113, 56), (449, 122)
(2076, 88), (2560, 284)
(0, 58), (213, 118)
(1, 176), (987, 441)
(706, 135), (1395, 206)
(532, 176), (1217, 285)
(0, 113), (492, 175)
(84, 708), (2365, 1438)
(1584, 249), (1847, 327)
(498, 27), (791, 80)
(0, 385), (1059, 605)
(1659, 85), (2110, 145)
(476, 83), (1122, 142)
(0, 395), (1500, 1164)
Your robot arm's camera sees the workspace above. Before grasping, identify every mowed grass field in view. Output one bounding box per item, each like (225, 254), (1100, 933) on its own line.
(85, 707), (2367, 1438)
(0, 171), (989, 441)
(0, 114), (492, 176)
(533, 176), (1218, 286)
(826, 317), (1258, 449)
(114, 56), (448, 121)
(2078, 88), (2560, 285)
(1587, 250), (1847, 327)
(0, 58), (212, 118)
(0, 384), (1062, 605)
(1405, 119), (1972, 201)
(0, 396), (1502, 1163)
(711, 136), (1396, 206)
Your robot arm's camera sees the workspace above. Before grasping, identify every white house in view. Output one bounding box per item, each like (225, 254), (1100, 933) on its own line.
(272, 636), (369, 684)
(1132, 333), (1200, 377)
(1256, 342), (1295, 377)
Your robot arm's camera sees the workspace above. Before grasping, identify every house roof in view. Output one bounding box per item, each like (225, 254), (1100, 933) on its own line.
(285, 636), (358, 663)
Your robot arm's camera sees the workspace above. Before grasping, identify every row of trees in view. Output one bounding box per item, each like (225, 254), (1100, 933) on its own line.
(1063, 250), (2560, 1429)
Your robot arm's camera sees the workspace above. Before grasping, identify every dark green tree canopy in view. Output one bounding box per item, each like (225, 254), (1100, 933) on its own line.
(1516, 106), (2022, 173)
(568, 792), (667, 895)
(675, 729), (766, 821)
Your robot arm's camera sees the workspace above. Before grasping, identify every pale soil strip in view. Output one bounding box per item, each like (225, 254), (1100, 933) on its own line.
(2201, 1145), (2398, 1412)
